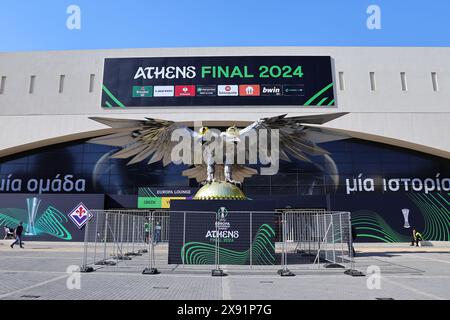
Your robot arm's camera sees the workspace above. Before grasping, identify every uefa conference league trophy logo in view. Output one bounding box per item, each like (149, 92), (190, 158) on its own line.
(26, 197), (41, 235)
(217, 207), (228, 222)
(402, 208), (411, 229)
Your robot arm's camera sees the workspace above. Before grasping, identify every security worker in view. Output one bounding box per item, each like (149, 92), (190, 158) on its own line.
(411, 228), (423, 247)
(144, 219), (151, 244)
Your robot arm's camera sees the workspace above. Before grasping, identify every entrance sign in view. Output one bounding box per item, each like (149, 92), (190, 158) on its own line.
(102, 56), (335, 108)
(138, 187), (197, 209)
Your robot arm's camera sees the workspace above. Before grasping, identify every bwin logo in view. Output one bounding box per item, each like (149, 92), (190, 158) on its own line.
(263, 86), (281, 95)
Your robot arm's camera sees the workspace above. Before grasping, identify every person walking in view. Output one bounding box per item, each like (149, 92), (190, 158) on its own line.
(411, 228), (423, 247)
(351, 223), (357, 257)
(11, 222), (24, 249)
(4, 225), (14, 239)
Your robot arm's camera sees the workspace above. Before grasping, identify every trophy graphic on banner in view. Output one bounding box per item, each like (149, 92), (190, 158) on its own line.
(401, 208), (411, 229)
(26, 197), (41, 235)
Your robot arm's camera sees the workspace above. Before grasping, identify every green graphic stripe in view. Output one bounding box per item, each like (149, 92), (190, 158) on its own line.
(418, 194), (444, 240)
(184, 244), (247, 264)
(409, 194), (436, 240)
(327, 99), (335, 106)
(418, 193), (446, 239)
(105, 101), (113, 108)
(353, 193), (450, 243)
(352, 210), (409, 243)
(35, 206), (72, 241)
(353, 219), (398, 242)
(357, 234), (391, 242)
(425, 193), (449, 231)
(139, 188), (156, 197)
(102, 85), (126, 108)
(305, 83), (334, 106)
(356, 226), (397, 243)
(0, 206), (72, 241)
(408, 193), (450, 241)
(0, 209), (22, 227)
(317, 98), (328, 106)
(182, 224), (275, 265)
(437, 193), (450, 206)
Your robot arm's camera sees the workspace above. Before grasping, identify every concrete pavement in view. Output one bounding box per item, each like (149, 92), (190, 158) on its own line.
(0, 240), (449, 300)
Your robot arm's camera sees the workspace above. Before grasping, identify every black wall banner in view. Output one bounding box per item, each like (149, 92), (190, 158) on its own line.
(168, 200), (276, 265)
(0, 194), (104, 242)
(330, 193), (449, 243)
(101, 56), (335, 108)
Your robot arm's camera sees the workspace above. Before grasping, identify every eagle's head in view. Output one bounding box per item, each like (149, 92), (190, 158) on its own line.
(226, 126), (239, 137)
(199, 127), (209, 136)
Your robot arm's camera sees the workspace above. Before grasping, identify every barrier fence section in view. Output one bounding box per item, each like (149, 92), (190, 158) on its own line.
(279, 211), (356, 275)
(81, 210), (360, 277)
(81, 210), (171, 273)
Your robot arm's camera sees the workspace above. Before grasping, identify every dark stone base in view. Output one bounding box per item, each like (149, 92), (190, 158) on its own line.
(278, 269), (296, 277)
(95, 260), (117, 266)
(142, 268), (160, 275)
(80, 266), (95, 273)
(211, 269), (227, 277)
(344, 269), (365, 277)
(324, 263), (345, 269)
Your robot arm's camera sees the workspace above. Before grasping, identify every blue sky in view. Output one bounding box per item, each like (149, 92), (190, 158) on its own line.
(0, 0), (449, 52)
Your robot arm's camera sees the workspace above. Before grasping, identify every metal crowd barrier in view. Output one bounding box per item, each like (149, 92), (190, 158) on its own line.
(81, 210), (361, 277)
(279, 211), (358, 276)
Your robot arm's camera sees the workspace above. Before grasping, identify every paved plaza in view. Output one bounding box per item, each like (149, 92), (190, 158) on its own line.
(0, 241), (449, 300)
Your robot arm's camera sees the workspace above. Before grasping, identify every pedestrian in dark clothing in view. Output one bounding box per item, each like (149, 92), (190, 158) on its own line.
(11, 222), (24, 249)
(350, 224), (357, 257)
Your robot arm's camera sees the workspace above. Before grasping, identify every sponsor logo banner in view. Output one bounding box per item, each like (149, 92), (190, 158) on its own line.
(132, 86), (153, 98)
(175, 85), (196, 97)
(218, 85), (239, 96)
(239, 85), (260, 96)
(283, 85), (305, 96)
(137, 187), (198, 209)
(153, 86), (175, 97)
(102, 56), (335, 107)
(261, 85), (282, 96)
(196, 85), (217, 96)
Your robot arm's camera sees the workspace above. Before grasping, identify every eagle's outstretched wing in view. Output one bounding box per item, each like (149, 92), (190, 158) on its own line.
(238, 113), (348, 164)
(88, 117), (197, 166)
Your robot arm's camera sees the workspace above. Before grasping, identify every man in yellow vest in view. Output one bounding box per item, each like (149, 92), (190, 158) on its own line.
(411, 228), (423, 247)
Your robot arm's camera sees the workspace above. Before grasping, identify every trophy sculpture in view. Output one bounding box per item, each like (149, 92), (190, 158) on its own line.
(401, 208), (410, 229)
(26, 197), (41, 235)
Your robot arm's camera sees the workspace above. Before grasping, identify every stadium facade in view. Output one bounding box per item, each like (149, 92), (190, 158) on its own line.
(0, 47), (449, 243)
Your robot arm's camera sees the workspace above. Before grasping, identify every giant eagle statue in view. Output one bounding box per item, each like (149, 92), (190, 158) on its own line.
(88, 113), (348, 190)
